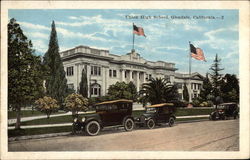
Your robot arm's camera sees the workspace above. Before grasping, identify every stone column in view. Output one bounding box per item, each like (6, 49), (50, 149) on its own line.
(129, 70), (133, 82)
(136, 71), (140, 92)
(102, 66), (106, 96)
(121, 69), (125, 82)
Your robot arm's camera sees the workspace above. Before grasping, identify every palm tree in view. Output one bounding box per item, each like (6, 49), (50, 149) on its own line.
(139, 77), (177, 105)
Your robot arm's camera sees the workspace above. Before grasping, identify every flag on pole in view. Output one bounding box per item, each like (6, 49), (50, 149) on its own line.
(190, 44), (206, 62)
(133, 24), (146, 37)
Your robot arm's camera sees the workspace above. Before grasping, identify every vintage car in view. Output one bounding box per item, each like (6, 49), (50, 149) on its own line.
(72, 99), (135, 136)
(209, 102), (239, 120)
(135, 103), (176, 129)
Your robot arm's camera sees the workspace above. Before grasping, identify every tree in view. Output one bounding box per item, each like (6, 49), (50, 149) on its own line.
(221, 74), (239, 103)
(8, 18), (44, 129)
(64, 93), (89, 117)
(183, 83), (189, 102)
(209, 54), (224, 108)
(139, 77), (177, 105)
(43, 21), (68, 106)
(200, 73), (213, 101)
(107, 81), (137, 101)
(35, 96), (59, 119)
(79, 68), (88, 97)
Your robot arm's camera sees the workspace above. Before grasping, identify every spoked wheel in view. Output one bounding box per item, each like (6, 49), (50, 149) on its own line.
(147, 119), (155, 129)
(85, 121), (100, 136)
(124, 118), (134, 131)
(168, 117), (175, 127)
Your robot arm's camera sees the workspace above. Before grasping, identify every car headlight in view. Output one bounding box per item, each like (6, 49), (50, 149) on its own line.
(73, 118), (77, 123)
(81, 117), (86, 122)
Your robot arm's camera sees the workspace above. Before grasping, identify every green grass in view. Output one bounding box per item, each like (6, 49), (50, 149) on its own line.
(8, 126), (72, 137)
(175, 108), (213, 116)
(9, 113), (90, 126)
(176, 117), (208, 122)
(8, 110), (67, 119)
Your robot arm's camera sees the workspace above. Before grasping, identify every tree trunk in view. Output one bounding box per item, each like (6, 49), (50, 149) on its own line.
(15, 107), (21, 129)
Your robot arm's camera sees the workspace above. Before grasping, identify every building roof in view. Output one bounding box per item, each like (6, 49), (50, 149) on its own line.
(146, 103), (174, 108)
(94, 99), (133, 106)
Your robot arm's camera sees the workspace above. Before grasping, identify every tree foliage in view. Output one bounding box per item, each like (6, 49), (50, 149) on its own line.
(183, 83), (189, 102)
(107, 81), (138, 101)
(8, 18), (44, 129)
(64, 93), (89, 116)
(200, 73), (213, 101)
(221, 74), (239, 103)
(209, 54), (224, 106)
(35, 96), (59, 119)
(79, 68), (88, 97)
(43, 21), (68, 106)
(139, 77), (178, 105)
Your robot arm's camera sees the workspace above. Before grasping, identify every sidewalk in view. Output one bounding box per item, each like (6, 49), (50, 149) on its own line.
(8, 115), (209, 130)
(8, 111), (95, 125)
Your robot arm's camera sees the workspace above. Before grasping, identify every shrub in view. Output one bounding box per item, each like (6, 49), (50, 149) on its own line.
(35, 96), (59, 118)
(64, 93), (88, 117)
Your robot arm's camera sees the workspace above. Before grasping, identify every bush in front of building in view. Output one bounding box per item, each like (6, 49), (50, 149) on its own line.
(64, 93), (88, 117)
(35, 96), (59, 119)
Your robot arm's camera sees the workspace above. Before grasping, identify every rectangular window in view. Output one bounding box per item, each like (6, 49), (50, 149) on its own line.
(67, 83), (74, 89)
(94, 88), (98, 95)
(109, 69), (112, 77)
(91, 66), (101, 76)
(91, 66), (93, 75)
(66, 66), (74, 76)
(98, 67), (101, 75)
(113, 70), (117, 77)
(125, 71), (127, 78)
(149, 74), (152, 80)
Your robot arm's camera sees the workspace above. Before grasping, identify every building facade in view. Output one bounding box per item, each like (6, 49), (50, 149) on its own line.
(60, 45), (203, 101)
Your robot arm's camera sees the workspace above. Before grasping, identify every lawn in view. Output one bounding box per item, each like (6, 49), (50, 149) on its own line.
(11, 108), (213, 126)
(8, 110), (67, 119)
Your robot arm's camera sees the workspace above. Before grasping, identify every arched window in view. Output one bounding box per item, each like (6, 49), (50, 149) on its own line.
(90, 83), (101, 97)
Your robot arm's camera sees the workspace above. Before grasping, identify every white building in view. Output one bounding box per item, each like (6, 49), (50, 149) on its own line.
(60, 45), (203, 101)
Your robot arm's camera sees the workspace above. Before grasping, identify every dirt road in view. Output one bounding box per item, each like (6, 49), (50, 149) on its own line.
(8, 119), (239, 151)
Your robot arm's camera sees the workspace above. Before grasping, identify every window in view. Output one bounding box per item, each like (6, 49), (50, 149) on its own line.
(125, 71), (127, 78)
(113, 70), (117, 77)
(91, 66), (101, 76)
(109, 69), (112, 77)
(67, 83), (74, 90)
(66, 66), (74, 76)
(91, 83), (101, 96)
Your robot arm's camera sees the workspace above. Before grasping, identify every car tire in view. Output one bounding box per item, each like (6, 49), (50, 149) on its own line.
(85, 121), (100, 136)
(168, 117), (175, 127)
(124, 118), (134, 131)
(147, 119), (155, 129)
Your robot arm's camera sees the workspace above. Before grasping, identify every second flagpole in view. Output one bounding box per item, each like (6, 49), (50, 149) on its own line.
(132, 23), (135, 51)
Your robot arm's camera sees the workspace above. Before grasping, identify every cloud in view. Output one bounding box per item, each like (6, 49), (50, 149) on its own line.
(28, 32), (49, 39)
(56, 27), (110, 42)
(32, 39), (48, 54)
(19, 21), (50, 30)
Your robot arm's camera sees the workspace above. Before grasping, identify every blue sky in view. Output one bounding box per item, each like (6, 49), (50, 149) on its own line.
(9, 9), (239, 76)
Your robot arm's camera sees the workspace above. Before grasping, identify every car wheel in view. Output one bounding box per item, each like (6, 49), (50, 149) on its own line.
(168, 117), (175, 127)
(85, 121), (100, 136)
(124, 118), (134, 131)
(147, 119), (155, 129)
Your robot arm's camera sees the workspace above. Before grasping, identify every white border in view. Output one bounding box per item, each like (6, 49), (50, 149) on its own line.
(1, 1), (249, 159)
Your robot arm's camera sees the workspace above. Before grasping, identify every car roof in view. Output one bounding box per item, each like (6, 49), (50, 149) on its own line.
(146, 103), (174, 108)
(94, 99), (133, 106)
(219, 102), (237, 105)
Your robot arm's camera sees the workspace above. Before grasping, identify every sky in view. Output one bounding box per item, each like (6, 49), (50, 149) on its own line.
(8, 9), (239, 76)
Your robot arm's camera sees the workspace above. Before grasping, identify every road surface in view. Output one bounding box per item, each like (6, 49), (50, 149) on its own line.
(9, 119), (239, 151)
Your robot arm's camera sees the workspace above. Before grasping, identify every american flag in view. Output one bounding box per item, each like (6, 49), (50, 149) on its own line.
(133, 24), (146, 37)
(190, 44), (206, 62)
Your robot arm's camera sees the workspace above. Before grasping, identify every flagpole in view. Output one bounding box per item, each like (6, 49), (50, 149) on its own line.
(132, 23), (135, 51)
(188, 41), (192, 103)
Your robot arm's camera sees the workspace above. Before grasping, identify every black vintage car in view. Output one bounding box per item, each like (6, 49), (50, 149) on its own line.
(72, 99), (135, 136)
(136, 103), (176, 129)
(209, 102), (239, 120)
